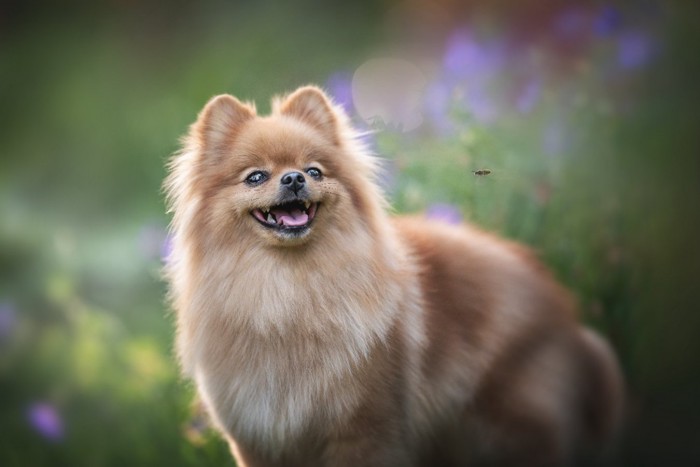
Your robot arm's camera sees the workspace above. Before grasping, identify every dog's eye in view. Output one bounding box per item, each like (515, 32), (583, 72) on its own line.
(245, 171), (268, 186)
(305, 167), (322, 180)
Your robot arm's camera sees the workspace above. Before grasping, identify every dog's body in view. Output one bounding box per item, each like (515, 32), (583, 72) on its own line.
(165, 86), (623, 466)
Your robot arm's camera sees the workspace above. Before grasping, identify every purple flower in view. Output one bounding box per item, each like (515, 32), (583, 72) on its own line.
(27, 402), (64, 441)
(426, 203), (462, 225)
(0, 301), (16, 340)
(593, 5), (623, 37)
(325, 72), (354, 112)
(440, 30), (506, 124)
(443, 30), (506, 82)
(618, 31), (654, 69)
(443, 30), (480, 78)
(516, 79), (542, 114)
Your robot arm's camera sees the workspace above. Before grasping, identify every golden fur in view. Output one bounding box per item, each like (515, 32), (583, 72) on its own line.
(164, 86), (623, 466)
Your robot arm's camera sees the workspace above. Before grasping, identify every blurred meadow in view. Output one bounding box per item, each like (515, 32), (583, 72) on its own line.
(1, 0), (699, 465)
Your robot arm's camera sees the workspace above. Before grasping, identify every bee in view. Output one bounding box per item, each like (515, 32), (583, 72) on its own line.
(472, 169), (492, 176)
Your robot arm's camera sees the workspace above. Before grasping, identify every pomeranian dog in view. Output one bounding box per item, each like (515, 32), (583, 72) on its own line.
(164, 86), (623, 466)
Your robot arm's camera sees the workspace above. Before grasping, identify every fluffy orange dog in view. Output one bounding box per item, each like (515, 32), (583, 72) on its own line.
(165, 86), (623, 466)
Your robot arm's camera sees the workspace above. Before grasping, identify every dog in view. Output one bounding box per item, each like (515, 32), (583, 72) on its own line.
(164, 85), (623, 466)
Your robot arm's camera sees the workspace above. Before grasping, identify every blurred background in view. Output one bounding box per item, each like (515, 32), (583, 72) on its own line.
(1, 0), (699, 465)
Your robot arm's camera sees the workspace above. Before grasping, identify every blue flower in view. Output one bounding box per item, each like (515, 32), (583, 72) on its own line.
(27, 402), (64, 441)
(426, 203), (462, 225)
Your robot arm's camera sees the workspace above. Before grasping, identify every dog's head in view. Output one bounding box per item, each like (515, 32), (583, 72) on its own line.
(167, 86), (384, 248)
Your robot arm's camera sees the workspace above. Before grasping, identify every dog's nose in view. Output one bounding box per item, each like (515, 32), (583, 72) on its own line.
(280, 171), (306, 194)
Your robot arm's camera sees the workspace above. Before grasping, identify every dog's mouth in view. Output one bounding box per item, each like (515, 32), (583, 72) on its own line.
(251, 200), (319, 233)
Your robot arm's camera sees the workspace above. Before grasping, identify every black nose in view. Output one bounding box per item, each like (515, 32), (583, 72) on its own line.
(280, 171), (306, 194)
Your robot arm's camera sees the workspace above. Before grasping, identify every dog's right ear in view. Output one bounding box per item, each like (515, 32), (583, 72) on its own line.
(193, 94), (255, 152)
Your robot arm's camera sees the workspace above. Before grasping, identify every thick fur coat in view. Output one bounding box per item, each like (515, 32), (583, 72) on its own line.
(164, 86), (623, 466)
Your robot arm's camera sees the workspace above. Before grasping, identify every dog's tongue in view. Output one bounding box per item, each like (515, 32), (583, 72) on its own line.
(271, 207), (308, 226)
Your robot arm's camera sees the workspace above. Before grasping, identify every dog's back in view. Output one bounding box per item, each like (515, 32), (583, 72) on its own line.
(394, 217), (624, 465)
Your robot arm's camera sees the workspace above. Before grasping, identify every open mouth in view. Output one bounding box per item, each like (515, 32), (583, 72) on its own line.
(251, 200), (318, 233)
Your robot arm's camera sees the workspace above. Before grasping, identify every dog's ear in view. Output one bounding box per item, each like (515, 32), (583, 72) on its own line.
(194, 94), (255, 151)
(277, 86), (340, 145)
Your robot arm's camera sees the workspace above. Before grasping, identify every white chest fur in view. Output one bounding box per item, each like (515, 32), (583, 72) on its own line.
(182, 241), (402, 450)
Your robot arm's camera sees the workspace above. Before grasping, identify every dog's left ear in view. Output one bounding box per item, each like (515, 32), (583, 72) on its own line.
(278, 86), (341, 145)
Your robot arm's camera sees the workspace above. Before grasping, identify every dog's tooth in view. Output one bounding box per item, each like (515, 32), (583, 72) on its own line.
(266, 213), (274, 224)
(304, 201), (310, 210)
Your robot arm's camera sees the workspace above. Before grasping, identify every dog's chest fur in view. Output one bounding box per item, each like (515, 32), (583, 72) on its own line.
(185, 240), (404, 450)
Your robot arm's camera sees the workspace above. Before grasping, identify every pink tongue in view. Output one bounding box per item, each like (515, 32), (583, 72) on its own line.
(272, 208), (308, 227)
